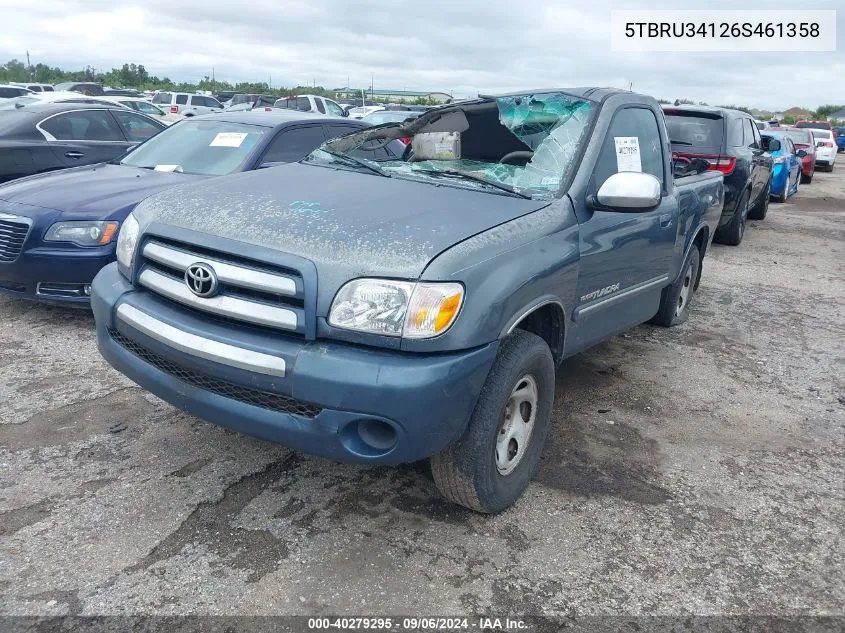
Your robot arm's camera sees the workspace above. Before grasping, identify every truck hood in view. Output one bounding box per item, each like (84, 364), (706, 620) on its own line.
(0, 163), (205, 218)
(133, 162), (550, 287)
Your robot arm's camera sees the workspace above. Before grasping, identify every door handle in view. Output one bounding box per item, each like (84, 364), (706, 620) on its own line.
(65, 151), (84, 159)
(659, 213), (673, 228)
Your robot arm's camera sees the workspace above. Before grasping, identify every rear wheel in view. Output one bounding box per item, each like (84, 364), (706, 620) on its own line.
(650, 245), (701, 327)
(431, 330), (555, 513)
(748, 178), (770, 220)
(714, 189), (749, 246)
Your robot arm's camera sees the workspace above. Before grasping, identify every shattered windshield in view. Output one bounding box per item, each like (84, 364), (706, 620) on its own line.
(305, 92), (594, 199)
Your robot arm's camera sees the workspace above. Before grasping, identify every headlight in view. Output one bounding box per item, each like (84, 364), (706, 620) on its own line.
(115, 213), (140, 270)
(329, 279), (464, 339)
(44, 221), (119, 246)
(773, 156), (787, 164)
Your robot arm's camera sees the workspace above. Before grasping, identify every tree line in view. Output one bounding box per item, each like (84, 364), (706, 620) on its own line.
(0, 58), (440, 104)
(1, 59), (839, 114)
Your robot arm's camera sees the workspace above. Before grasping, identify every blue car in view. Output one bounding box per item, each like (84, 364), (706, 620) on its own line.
(0, 111), (389, 306)
(762, 131), (805, 203)
(834, 127), (845, 152)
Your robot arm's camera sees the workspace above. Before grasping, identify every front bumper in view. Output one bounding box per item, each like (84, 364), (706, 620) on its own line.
(92, 264), (498, 464)
(0, 245), (114, 305)
(770, 164), (789, 194)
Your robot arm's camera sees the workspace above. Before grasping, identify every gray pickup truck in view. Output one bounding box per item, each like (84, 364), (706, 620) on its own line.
(91, 88), (723, 513)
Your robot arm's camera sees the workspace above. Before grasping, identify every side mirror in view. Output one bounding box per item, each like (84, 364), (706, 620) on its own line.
(796, 149), (807, 158)
(593, 172), (661, 211)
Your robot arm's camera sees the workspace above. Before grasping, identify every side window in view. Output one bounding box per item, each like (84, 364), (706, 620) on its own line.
(207, 97), (222, 109)
(296, 97), (311, 112)
(325, 100), (345, 117)
(752, 122), (762, 148)
(727, 117), (744, 147)
(315, 98), (326, 114)
(592, 107), (664, 191)
(41, 111), (124, 141)
(112, 110), (163, 143)
(745, 119), (759, 148)
(261, 125), (327, 163)
(151, 92), (170, 104)
(176, 94), (188, 105)
(136, 101), (163, 116)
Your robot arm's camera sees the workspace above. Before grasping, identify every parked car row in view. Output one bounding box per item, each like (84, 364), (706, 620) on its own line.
(663, 105), (833, 246)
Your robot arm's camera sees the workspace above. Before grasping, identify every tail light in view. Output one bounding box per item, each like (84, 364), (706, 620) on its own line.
(399, 137), (411, 144)
(264, 107), (272, 111)
(675, 153), (736, 175)
(820, 141), (835, 148)
(170, 105), (178, 114)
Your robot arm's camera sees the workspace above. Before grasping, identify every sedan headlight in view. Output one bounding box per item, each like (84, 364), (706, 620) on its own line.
(115, 213), (140, 270)
(773, 156), (787, 164)
(329, 279), (464, 339)
(44, 221), (119, 246)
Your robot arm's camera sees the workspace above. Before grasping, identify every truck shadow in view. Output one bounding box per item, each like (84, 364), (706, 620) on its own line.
(534, 347), (672, 505)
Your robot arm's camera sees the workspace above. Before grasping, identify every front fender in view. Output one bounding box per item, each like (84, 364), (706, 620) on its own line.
(401, 199), (580, 353)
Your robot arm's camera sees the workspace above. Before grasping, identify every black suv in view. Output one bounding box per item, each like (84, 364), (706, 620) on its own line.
(663, 106), (773, 246)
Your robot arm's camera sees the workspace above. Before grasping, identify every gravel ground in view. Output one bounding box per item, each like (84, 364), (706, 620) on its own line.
(0, 167), (842, 621)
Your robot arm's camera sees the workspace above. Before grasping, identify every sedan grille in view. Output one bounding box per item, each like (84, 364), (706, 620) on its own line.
(0, 217), (31, 263)
(109, 328), (322, 418)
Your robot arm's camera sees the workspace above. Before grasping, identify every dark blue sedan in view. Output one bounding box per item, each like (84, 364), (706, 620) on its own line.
(0, 110), (388, 306)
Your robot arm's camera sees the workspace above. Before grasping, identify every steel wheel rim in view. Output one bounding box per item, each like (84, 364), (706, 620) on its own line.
(675, 261), (694, 317)
(495, 374), (538, 475)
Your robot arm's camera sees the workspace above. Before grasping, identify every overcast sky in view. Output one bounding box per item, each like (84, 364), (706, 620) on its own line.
(1, 0), (842, 110)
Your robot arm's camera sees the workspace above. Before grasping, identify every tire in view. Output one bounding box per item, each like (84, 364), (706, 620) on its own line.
(650, 245), (701, 327)
(748, 178), (770, 220)
(714, 189), (749, 246)
(430, 330), (555, 514)
(801, 170), (813, 184)
(775, 171), (789, 203)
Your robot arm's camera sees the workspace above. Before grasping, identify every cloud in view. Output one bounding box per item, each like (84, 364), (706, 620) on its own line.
(1, 0), (843, 109)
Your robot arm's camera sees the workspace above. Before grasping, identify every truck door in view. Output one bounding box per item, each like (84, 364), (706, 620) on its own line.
(569, 106), (678, 353)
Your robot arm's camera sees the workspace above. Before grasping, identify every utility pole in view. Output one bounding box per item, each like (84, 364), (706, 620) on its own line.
(26, 50), (31, 79)
(371, 72), (374, 100)
(212, 67), (215, 82)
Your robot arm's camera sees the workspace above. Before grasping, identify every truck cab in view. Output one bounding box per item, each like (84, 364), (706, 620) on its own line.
(91, 88), (723, 513)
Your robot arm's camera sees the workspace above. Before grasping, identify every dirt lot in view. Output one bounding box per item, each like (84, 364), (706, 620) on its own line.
(0, 168), (842, 620)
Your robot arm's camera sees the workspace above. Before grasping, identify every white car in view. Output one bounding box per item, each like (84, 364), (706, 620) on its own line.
(0, 91), (128, 110)
(0, 84), (33, 99)
(150, 92), (224, 117)
(347, 105), (386, 119)
(811, 129), (837, 171)
(273, 94), (346, 117)
(11, 82), (53, 93)
(99, 96), (183, 124)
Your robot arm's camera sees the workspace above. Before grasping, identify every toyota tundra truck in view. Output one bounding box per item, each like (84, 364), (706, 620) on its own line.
(91, 89), (723, 513)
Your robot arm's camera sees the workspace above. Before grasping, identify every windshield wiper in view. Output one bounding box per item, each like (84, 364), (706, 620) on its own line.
(409, 169), (531, 199)
(317, 149), (390, 178)
(670, 139), (693, 146)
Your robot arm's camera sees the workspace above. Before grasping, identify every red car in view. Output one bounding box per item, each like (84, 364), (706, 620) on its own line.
(775, 127), (817, 183)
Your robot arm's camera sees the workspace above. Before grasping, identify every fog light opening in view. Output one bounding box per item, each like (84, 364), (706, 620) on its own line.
(83, 284), (91, 296)
(357, 419), (397, 451)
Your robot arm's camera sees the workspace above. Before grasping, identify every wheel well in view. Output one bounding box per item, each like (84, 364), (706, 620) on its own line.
(511, 303), (565, 365)
(692, 227), (707, 290)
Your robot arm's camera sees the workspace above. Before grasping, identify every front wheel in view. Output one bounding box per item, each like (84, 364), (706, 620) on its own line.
(748, 178), (770, 220)
(714, 189), (749, 246)
(431, 330), (555, 513)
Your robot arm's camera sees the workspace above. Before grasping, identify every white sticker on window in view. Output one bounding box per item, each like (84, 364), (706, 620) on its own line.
(153, 164), (181, 172)
(210, 132), (248, 148)
(614, 136), (642, 172)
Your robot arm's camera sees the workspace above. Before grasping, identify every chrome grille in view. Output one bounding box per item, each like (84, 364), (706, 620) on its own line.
(0, 216), (31, 263)
(139, 239), (304, 335)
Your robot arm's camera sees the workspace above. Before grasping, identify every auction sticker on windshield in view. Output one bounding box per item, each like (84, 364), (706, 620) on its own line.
(210, 132), (249, 147)
(615, 137), (642, 172)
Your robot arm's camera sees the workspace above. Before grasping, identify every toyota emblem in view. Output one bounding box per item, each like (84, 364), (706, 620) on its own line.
(185, 263), (219, 298)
